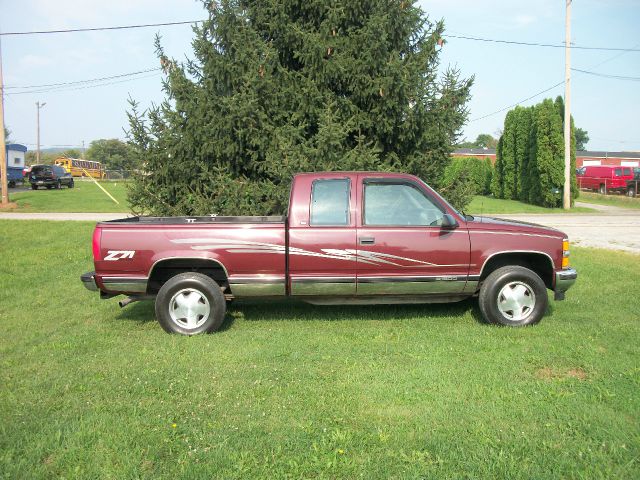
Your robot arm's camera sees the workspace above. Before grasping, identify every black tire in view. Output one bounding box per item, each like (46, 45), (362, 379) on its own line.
(31, 184), (38, 190)
(69, 180), (75, 189)
(479, 266), (548, 327)
(599, 184), (606, 195)
(155, 272), (226, 335)
(56, 180), (61, 189)
(627, 186), (635, 198)
(46, 185), (52, 189)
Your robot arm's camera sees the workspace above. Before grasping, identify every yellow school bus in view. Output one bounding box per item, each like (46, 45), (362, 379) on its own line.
(54, 157), (105, 179)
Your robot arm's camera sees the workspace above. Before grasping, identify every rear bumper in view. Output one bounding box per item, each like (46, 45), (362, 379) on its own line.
(80, 271), (148, 294)
(554, 267), (577, 301)
(81, 271), (99, 292)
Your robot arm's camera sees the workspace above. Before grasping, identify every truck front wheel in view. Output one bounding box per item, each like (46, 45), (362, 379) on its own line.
(155, 272), (226, 335)
(479, 266), (548, 327)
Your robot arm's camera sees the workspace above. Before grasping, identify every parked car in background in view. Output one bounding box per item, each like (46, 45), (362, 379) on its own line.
(627, 168), (640, 197)
(576, 165), (634, 195)
(29, 165), (75, 190)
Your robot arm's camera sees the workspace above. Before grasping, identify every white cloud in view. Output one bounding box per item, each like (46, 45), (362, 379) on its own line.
(19, 54), (55, 68)
(514, 14), (537, 27)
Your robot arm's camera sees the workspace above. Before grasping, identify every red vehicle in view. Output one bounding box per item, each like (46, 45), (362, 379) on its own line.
(81, 172), (577, 334)
(577, 165), (635, 195)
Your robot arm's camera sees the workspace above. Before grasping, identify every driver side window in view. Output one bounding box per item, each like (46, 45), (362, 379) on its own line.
(364, 182), (444, 226)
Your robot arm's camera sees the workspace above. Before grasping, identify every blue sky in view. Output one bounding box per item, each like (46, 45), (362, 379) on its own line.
(2, 0), (639, 152)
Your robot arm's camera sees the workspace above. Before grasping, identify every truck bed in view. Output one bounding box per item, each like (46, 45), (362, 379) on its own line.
(103, 215), (286, 225)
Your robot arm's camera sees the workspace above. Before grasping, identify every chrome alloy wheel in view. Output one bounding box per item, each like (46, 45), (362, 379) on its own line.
(169, 288), (210, 329)
(496, 281), (536, 321)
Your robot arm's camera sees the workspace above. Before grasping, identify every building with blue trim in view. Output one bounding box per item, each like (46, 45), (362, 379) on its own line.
(3, 143), (28, 187)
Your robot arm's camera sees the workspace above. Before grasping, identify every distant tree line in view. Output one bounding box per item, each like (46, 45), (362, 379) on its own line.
(490, 96), (579, 208)
(25, 138), (137, 171)
(456, 133), (498, 150)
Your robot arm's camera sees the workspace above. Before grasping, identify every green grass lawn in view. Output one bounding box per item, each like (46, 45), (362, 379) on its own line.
(578, 191), (640, 210)
(467, 195), (595, 214)
(1, 220), (638, 478)
(6, 181), (129, 213)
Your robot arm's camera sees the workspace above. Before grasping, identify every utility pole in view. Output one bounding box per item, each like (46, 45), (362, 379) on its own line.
(0, 35), (8, 206)
(36, 101), (46, 163)
(563, 0), (572, 210)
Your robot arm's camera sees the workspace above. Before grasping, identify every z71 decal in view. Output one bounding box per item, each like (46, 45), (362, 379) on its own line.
(104, 250), (136, 261)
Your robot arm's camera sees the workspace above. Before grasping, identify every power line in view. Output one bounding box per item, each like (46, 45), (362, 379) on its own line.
(571, 68), (640, 81)
(5, 67), (160, 90)
(1, 19), (638, 54)
(5, 72), (161, 96)
(0, 20), (204, 36)
(469, 81), (565, 122)
(444, 33), (640, 52)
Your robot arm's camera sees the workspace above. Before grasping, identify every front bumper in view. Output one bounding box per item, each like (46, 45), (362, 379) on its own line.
(81, 271), (99, 292)
(554, 267), (577, 301)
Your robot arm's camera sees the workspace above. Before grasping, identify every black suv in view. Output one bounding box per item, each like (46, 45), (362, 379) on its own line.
(30, 165), (75, 190)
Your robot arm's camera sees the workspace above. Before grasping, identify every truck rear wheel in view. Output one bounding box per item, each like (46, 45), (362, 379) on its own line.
(155, 272), (226, 335)
(479, 266), (548, 327)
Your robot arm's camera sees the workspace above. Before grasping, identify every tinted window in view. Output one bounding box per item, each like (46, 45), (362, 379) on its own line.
(310, 179), (350, 226)
(623, 168), (631, 176)
(364, 182), (444, 226)
(614, 168), (622, 177)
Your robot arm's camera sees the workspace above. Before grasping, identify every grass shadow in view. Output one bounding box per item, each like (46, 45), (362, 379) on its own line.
(111, 295), (559, 329)
(231, 297), (480, 324)
(114, 300), (155, 324)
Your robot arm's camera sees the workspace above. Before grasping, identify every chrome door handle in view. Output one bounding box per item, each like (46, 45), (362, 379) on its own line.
(359, 237), (375, 245)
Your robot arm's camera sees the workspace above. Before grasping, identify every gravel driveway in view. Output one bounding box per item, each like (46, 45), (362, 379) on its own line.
(497, 204), (640, 254)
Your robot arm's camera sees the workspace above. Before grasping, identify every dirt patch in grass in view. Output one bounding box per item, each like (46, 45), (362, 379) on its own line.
(536, 367), (587, 380)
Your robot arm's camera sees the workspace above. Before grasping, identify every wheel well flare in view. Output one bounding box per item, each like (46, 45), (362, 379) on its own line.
(147, 258), (228, 294)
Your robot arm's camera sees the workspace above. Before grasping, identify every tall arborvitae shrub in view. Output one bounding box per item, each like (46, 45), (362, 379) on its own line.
(126, 0), (473, 216)
(514, 106), (533, 201)
(495, 98), (578, 207)
(530, 99), (564, 207)
(500, 110), (517, 199)
(491, 136), (503, 197)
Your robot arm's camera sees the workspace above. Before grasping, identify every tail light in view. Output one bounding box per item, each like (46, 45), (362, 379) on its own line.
(92, 227), (102, 261)
(562, 239), (570, 268)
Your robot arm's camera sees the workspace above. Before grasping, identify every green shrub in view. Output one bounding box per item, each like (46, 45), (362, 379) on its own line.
(443, 156), (494, 196)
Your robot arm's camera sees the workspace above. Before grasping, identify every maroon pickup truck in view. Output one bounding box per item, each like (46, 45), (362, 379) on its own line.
(81, 172), (577, 334)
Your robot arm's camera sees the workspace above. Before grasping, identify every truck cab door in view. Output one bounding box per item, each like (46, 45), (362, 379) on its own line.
(356, 176), (471, 296)
(288, 174), (358, 296)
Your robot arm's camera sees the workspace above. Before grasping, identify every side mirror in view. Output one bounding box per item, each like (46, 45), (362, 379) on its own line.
(441, 214), (459, 229)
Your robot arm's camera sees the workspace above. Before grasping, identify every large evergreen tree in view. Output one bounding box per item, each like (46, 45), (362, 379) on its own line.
(127, 0), (473, 216)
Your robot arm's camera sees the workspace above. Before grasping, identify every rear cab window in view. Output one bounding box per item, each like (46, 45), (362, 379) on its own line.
(310, 179), (350, 226)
